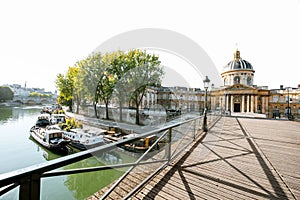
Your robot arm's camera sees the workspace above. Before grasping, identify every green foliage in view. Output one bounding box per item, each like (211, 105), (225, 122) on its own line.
(112, 49), (164, 124)
(55, 66), (80, 111)
(55, 49), (164, 124)
(59, 117), (83, 131)
(0, 86), (14, 102)
(52, 109), (65, 114)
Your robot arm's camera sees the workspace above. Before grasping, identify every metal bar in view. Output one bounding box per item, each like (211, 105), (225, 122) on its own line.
(19, 173), (41, 200)
(0, 115), (208, 198)
(167, 128), (172, 162)
(19, 176), (30, 200)
(170, 123), (194, 158)
(123, 160), (169, 199)
(0, 116), (202, 188)
(44, 128), (169, 178)
(0, 183), (19, 196)
(100, 129), (170, 199)
(42, 159), (167, 178)
(194, 120), (196, 140)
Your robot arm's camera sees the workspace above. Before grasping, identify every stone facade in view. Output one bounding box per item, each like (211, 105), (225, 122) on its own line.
(142, 49), (300, 119)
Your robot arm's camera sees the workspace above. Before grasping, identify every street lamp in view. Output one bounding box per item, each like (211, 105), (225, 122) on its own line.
(286, 87), (291, 120)
(202, 76), (210, 132)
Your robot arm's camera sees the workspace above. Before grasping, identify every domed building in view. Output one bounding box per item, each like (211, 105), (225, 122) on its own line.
(221, 49), (255, 86)
(143, 49), (300, 120)
(208, 49), (300, 118)
(210, 49), (270, 115)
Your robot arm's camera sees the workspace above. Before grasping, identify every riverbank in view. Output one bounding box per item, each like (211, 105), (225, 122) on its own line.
(65, 111), (200, 135)
(0, 101), (22, 107)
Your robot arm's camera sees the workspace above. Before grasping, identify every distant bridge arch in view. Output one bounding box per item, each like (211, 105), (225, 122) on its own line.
(12, 96), (56, 105)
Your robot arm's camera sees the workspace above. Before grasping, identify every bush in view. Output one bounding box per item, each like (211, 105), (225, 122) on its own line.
(0, 86), (14, 102)
(59, 117), (83, 131)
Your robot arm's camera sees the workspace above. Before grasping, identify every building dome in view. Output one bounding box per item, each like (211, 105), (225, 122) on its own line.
(221, 49), (255, 86)
(223, 49), (253, 71)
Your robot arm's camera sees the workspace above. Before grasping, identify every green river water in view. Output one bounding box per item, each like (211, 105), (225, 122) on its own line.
(0, 106), (138, 200)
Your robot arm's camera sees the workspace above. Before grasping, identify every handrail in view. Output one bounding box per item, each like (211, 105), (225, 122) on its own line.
(0, 114), (218, 200)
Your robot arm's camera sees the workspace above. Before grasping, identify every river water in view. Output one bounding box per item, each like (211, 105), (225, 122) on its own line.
(0, 106), (137, 200)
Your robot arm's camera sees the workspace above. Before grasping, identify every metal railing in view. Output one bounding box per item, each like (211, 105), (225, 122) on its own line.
(0, 114), (218, 200)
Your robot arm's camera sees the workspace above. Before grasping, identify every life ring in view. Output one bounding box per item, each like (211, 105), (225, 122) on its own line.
(85, 140), (89, 144)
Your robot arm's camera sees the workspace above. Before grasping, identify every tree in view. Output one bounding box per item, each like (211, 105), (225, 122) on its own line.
(96, 52), (122, 120)
(113, 50), (164, 125)
(76, 53), (104, 118)
(55, 66), (79, 112)
(0, 86), (14, 102)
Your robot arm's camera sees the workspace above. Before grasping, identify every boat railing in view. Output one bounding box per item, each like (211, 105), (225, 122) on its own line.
(0, 113), (220, 200)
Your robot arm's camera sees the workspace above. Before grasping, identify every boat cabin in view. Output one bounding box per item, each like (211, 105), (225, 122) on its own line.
(50, 114), (66, 124)
(45, 130), (64, 144)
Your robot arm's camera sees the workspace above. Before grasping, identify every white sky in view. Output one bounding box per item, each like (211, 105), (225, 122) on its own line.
(0, 0), (299, 92)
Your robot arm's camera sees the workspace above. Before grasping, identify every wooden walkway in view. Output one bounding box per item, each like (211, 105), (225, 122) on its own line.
(131, 117), (300, 199)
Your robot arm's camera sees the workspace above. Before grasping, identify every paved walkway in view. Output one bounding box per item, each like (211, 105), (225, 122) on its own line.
(66, 111), (200, 134)
(131, 117), (300, 199)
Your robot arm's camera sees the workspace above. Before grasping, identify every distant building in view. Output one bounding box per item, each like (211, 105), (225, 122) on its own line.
(141, 49), (300, 119)
(210, 49), (300, 119)
(1, 84), (57, 105)
(4, 84), (30, 97)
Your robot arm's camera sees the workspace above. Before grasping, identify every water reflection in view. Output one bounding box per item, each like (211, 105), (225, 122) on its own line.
(0, 106), (42, 124)
(62, 149), (138, 199)
(0, 106), (140, 199)
(28, 136), (67, 161)
(0, 107), (13, 123)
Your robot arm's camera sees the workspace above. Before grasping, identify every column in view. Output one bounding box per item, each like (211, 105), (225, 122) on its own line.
(241, 95), (245, 112)
(211, 96), (214, 110)
(251, 95), (255, 113)
(231, 95), (234, 112)
(255, 96), (258, 113)
(265, 96), (269, 117)
(247, 95), (250, 112)
(262, 97), (265, 113)
(226, 95), (229, 111)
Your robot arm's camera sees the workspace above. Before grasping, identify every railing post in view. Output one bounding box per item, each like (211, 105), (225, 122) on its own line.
(167, 128), (172, 163)
(194, 119), (197, 140)
(19, 173), (41, 200)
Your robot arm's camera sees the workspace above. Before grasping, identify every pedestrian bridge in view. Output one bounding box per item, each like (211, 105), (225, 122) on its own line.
(1, 115), (299, 199)
(13, 96), (56, 105)
(89, 117), (300, 199)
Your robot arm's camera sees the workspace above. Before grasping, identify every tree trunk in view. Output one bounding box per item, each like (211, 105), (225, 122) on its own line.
(135, 95), (140, 125)
(94, 102), (98, 118)
(105, 101), (109, 120)
(76, 97), (80, 114)
(119, 100), (123, 121)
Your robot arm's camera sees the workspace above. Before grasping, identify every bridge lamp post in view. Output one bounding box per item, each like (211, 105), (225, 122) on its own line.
(286, 87), (291, 120)
(202, 76), (210, 132)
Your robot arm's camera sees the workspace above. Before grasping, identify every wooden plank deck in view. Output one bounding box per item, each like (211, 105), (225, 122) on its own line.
(87, 117), (213, 200)
(131, 117), (300, 200)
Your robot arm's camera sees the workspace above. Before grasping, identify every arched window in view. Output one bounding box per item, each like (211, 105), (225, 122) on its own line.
(247, 77), (252, 85)
(224, 78), (228, 86)
(234, 76), (240, 84)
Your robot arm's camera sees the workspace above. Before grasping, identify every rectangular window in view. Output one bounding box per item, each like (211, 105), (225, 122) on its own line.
(273, 95), (278, 103)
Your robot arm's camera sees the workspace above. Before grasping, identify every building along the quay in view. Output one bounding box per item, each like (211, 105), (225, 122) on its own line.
(142, 49), (300, 119)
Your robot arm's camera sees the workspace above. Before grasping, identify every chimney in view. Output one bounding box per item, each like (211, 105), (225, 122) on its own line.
(280, 85), (283, 90)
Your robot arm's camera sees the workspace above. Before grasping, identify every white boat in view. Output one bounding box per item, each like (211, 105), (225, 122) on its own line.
(50, 114), (66, 124)
(30, 125), (70, 152)
(63, 128), (106, 150)
(35, 114), (51, 127)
